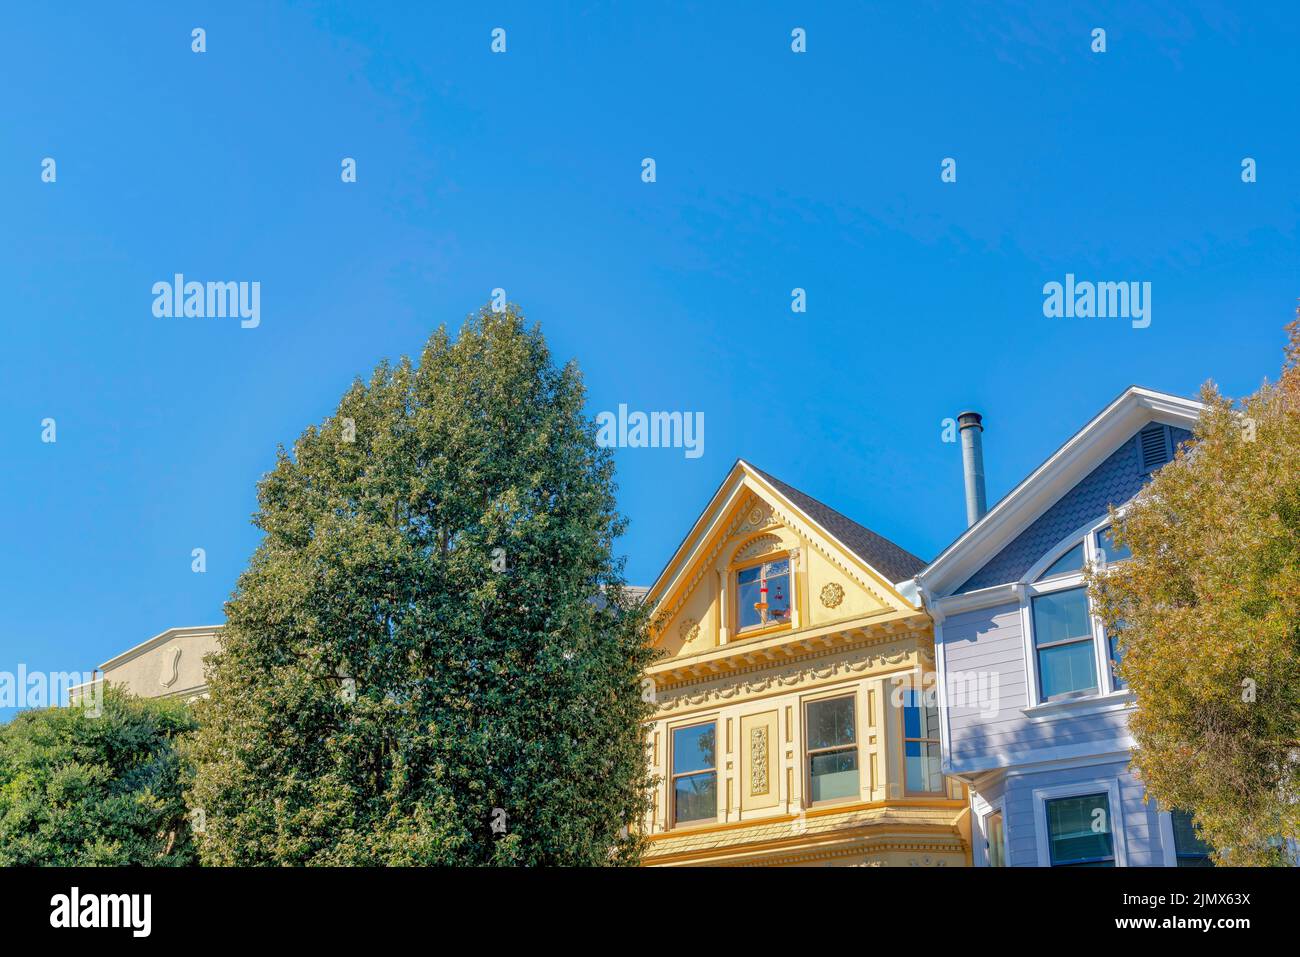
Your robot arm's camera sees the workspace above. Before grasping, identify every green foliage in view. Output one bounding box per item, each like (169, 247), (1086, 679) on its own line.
(0, 686), (197, 866)
(1088, 314), (1300, 865)
(186, 304), (658, 865)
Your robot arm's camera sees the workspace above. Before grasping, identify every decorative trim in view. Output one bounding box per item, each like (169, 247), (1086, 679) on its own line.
(678, 618), (700, 643)
(655, 637), (929, 712)
(98, 624), (224, 672)
(732, 533), (785, 565)
(750, 728), (770, 795)
(656, 493), (771, 628)
(820, 582), (845, 608)
(159, 647), (182, 688)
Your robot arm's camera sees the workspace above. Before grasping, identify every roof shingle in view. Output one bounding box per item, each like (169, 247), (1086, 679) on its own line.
(748, 465), (926, 583)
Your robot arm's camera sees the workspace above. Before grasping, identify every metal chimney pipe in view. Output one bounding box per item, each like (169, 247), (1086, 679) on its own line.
(958, 411), (987, 527)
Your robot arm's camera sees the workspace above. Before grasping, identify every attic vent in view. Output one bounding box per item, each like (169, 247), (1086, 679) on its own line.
(1139, 424), (1172, 472)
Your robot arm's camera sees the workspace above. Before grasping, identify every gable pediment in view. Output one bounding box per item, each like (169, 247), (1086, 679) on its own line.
(647, 463), (919, 662)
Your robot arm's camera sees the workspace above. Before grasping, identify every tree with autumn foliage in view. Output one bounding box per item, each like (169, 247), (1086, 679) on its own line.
(184, 304), (658, 865)
(1088, 312), (1300, 865)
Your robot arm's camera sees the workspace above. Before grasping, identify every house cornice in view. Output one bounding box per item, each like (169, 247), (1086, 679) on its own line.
(98, 624), (224, 673)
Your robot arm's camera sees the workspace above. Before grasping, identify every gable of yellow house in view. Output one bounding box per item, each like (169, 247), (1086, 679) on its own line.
(641, 461), (970, 866)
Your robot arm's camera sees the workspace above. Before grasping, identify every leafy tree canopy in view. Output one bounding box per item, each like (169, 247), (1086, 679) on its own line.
(186, 305), (657, 865)
(1089, 313), (1300, 865)
(0, 687), (197, 866)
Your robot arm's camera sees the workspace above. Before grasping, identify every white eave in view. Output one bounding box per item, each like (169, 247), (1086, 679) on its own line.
(98, 624), (224, 673)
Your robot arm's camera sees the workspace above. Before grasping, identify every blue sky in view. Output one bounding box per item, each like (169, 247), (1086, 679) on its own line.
(2, 2), (1296, 716)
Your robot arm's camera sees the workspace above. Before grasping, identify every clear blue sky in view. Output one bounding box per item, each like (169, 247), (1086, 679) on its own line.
(2, 2), (1296, 717)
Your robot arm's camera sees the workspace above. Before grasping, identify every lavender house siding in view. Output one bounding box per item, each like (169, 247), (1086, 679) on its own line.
(957, 427), (1191, 593)
(999, 763), (1166, 866)
(926, 395), (1205, 866)
(943, 603), (1131, 772)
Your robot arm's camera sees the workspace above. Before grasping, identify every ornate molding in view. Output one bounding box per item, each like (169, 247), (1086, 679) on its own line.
(655, 639), (923, 713)
(732, 533), (785, 565)
(159, 647), (182, 688)
(819, 582), (845, 609)
(750, 728), (769, 795)
(678, 618), (700, 643)
(758, 497), (896, 610)
(657, 493), (775, 629)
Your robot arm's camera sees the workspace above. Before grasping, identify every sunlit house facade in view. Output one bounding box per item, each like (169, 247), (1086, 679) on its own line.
(916, 388), (1214, 867)
(639, 461), (969, 866)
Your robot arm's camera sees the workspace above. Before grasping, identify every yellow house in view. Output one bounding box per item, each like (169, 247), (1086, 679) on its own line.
(641, 462), (970, 866)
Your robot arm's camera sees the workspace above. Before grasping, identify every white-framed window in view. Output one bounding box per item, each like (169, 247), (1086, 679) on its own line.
(1020, 516), (1133, 706)
(1032, 778), (1127, 867)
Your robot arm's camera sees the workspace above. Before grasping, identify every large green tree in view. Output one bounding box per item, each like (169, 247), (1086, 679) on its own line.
(0, 687), (197, 865)
(1089, 314), (1300, 865)
(185, 305), (657, 865)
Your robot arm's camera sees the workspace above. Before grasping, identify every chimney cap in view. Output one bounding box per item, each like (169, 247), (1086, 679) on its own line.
(957, 410), (983, 430)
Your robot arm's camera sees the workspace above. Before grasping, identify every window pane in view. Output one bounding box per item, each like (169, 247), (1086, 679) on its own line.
(809, 749), (859, 802)
(1108, 620), (1127, 690)
(1032, 588), (1092, 646)
(902, 688), (939, 739)
(1038, 641), (1098, 700)
(765, 562), (792, 623)
(986, 811), (1007, 867)
(1037, 543), (1085, 581)
(1172, 809), (1213, 865)
(1046, 793), (1114, 866)
(905, 739), (943, 793)
(1095, 526), (1132, 564)
(737, 573), (762, 629)
(806, 696), (856, 750)
(672, 723), (716, 775)
(674, 772), (717, 824)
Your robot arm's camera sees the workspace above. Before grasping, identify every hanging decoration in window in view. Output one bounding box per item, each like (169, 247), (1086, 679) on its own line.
(738, 558), (792, 630)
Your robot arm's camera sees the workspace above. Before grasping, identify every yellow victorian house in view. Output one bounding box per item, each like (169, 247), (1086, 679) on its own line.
(641, 462), (970, 866)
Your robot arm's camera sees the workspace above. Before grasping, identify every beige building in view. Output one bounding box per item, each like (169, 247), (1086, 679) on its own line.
(71, 625), (221, 704)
